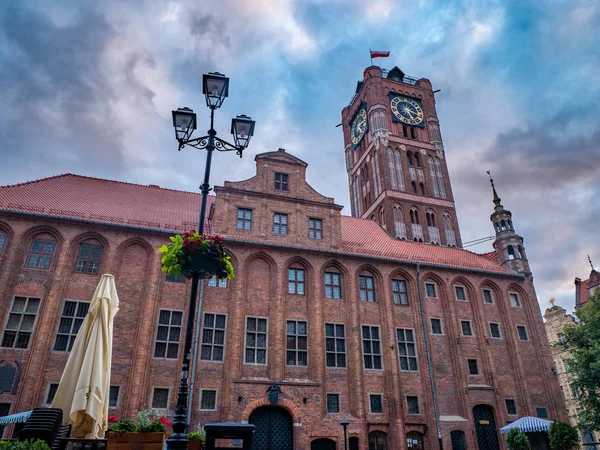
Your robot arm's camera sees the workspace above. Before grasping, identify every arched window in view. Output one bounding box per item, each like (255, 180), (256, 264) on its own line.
(419, 182), (425, 195)
(393, 204), (406, 239)
(411, 181), (417, 193)
(434, 158), (446, 198)
(0, 231), (7, 256)
(407, 432), (424, 450)
(414, 153), (421, 168)
(379, 208), (385, 228)
(517, 245), (526, 259)
(495, 221), (501, 233)
(508, 220), (514, 230)
(352, 177), (361, 216)
(410, 127), (417, 139)
(403, 124), (409, 138)
(374, 152), (382, 194)
(407, 152), (413, 166)
(394, 149), (405, 191)
(387, 147), (405, 191)
(387, 148), (397, 189)
(75, 240), (103, 274)
(443, 212), (457, 247)
(25, 234), (57, 269)
(428, 156), (439, 198)
(426, 211), (437, 227)
(371, 214), (377, 222)
(500, 219), (506, 230)
(450, 430), (466, 450)
(507, 245), (516, 260)
(410, 208), (420, 225)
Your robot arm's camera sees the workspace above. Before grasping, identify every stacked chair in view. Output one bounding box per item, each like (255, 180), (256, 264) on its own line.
(19, 408), (63, 447)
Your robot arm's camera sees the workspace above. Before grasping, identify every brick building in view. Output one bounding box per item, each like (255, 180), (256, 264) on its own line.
(0, 65), (566, 450)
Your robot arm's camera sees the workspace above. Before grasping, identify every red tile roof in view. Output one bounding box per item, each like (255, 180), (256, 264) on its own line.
(0, 174), (513, 275)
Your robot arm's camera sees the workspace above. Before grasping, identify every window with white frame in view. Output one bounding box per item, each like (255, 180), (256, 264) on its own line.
(245, 317), (267, 364)
(54, 300), (90, 352)
(509, 292), (521, 307)
(425, 282), (437, 298)
(430, 318), (443, 335)
(482, 289), (494, 304)
(1, 296), (41, 349)
(200, 313), (226, 362)
(151, 388), (169, 409)
(326, 393), (340, 413)
(153, 310), (182, 359)
(489, 322), (502, 339)
(369, 394), (383, 414)
(200, 389), (218, 410)
(325, 323), (346, 368)
(396, 328), (418, 371)
(208, 276), (227, 288)
(286, 320), (308, 366)
(455, 286), (467, 301)
(460, 320), (473, 337)
(517, 325), (529, 341)
(362, 325), (382, 370)
(392, 279), (408, 305)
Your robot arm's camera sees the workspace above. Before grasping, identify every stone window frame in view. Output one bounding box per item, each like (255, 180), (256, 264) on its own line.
(482, 288), (495, 305)
(467, 358), (479, 375)
(151, 387), (170, 410)
(505, 398), (518, 416)
(368, 393), (384, 414)
(273, 212), (289, 235)
(1, 296), (42, 350)
(45, 383), (59, 406)
(509, 291), (521, 308)
(199, 389), (219, 411)
(153, 309), (183, 360)
(324, 322), (347, 369)
(454, 285), (467, 302)
(326, 392), (341, 414)
(406, 395), (420, 415)
(430, 318), (444, 336)
(516, 325), (529, 341)
(361, 325), (383, 371)
(460, 320), (474, 337)
(109, 385), (121, 409)
(25, 237), (57, 270)
(74, 242), (103, 274)
(244, 316), (268, 365)
(425, 282), (437, 298)
(200, 312), (227, 363)
(53, 299), (90, 353)
(488, 322), (502, 340)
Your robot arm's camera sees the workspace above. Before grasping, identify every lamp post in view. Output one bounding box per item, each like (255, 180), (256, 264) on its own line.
(166, 72), (255, 450)
(340, 419), (349, 450)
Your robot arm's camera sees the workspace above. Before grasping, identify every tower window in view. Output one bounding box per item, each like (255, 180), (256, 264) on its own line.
(507, 245), (516, 260)
(403, 125), (409, 138)
(517, 245), (526, 259)
(407, 152), (413, 166)
(414, 153), (421, 167)
(426, 212), (437, 227)
(410, 127), (417, 139)
(419, 183), (425, 195)
(410, 208), (420, 225)
(411, 181), (417, 193)
(275, 172), (289, 191)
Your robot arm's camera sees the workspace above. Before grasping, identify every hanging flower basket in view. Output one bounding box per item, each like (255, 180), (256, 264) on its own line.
(158, 230), (234, 280)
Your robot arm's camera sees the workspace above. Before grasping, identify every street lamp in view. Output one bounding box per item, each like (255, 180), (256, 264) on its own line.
(340, 419), (349, 450)
(166, 72), (255, 450)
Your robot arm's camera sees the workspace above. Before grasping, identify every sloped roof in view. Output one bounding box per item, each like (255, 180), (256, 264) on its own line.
(0, 174), (513, 275)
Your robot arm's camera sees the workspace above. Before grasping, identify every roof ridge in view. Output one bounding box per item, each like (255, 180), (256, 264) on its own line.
(0, 173), (206, 196)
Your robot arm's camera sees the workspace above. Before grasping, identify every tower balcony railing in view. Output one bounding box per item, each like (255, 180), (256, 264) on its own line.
(347, 67), (420, 107)
(428, 226), (440, 244)
(445, 228), (457, 247)
(394, 222), (407, 240)
(412, 223), (424, 240)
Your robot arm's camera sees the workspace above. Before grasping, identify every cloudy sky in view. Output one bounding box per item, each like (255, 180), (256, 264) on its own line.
(1, 0), (598, 312)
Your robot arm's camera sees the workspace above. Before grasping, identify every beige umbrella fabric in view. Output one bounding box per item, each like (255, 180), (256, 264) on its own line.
(52, 274), (119, 438)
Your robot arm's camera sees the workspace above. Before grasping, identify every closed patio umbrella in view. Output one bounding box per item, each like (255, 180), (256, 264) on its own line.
(52, 274), (119, 438)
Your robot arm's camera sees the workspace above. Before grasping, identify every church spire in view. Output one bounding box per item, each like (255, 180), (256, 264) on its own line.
(487, 170), (503, 211)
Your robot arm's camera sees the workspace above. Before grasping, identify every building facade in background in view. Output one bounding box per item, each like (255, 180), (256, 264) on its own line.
(0, 65), (567, 450)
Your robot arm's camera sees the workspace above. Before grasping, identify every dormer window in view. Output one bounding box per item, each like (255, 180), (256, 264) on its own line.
(275, 172), (289, 191)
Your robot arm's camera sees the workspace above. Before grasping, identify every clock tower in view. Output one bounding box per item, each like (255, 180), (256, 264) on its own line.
(342, 65), (462, 247)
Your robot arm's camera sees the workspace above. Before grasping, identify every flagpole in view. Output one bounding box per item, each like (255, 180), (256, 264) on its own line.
(369, 48), (372, 66)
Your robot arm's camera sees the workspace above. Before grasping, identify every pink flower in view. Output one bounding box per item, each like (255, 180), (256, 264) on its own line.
(108, 415), (117, 422)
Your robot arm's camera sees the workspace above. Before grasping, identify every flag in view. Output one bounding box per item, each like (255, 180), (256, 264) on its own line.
(370, 50), (390, 58)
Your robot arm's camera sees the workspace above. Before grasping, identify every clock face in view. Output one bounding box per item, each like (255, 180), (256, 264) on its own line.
(390, 96), (424, 126)
(351, 109), (367, 145)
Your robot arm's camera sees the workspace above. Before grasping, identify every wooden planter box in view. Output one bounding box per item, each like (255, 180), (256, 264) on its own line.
(107, 432), (165, 450)
(188, 440), (204, 450)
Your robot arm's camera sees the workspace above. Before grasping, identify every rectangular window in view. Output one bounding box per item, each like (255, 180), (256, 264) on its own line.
(362, 326), (383, 370)
(308, 218), (323, 240)
(54, 300), (90, 352)
(245, 317), (268, 364)
(324, 272), (341, 299)
(509, 292), (521, 307)
(396, 328), (418, 371)
(359, 275), (375, 302)
(275, 172), (289, 191)
(468, 359), (479, 375)
(273, 213), (288, 235)
(325, 323), (346, 368)
(536, 407), (548, 418)
(326, 393), (340, 414)
(455, 286), (467, 301)
(425, 282), (437, 298)
(392, 280), (408, 305)
(151, 388), (169, 409)
(482, 289), (494, 304)
(236, 208), (252, 230)
(517, 325), (529, 341)
(200, 390), (218, 410)
(461, 320), (473, 337)
(25, 239), (56, 269)
(166, 273), (187, 283)
(46, 383), (59, 405)
(200, 313), (227, 362)
(153, 310), (182, 359)
(406, 396), (420, 415)
(430, 318), (443, 335)
(489, 322), (501, 339)
(75, 243), (103, 274)
(369, 394), (383, 414)
(1, 296), (41, 349)
(571, 384), (579, 399)
(109, 386), (120, 408)
(286, 320), (308, 366)
(288, 268), (305, 295)
(207, 276), (227, 288)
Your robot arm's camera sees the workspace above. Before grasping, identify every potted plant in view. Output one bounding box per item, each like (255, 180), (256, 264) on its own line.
(505, 428), (531, 450)
(158, 231), (234, 279)
(107, 411), (172, 450)
(548, 420), (579, 450)
(188, 425), (205, 450)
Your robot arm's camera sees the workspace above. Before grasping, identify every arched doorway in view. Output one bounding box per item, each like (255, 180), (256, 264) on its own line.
(451, 430), (466, 450)
(473, 405), (499, 450)
(349, 437), (359, 450)
(406, 431), (424, 450)
(311, 438), (336, 450)
(368, 431), (387, 450)
(249, 406), (293, 450)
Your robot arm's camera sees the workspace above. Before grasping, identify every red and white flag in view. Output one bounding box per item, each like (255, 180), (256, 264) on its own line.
(370, 50), (390, 58)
